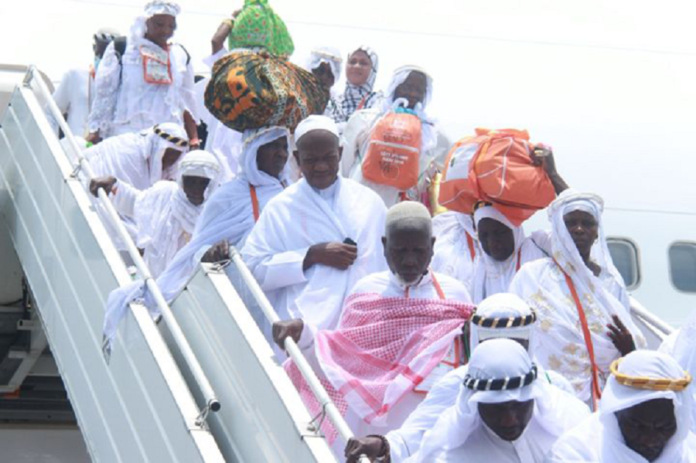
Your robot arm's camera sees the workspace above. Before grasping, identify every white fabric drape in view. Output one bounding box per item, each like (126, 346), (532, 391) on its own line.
(431, 211), (478, 291)
(85, 122), (188, 190)
(471, 205), (549, 303)
(241, 177), (388, 331)
(408, 339), (589, 463)
(545, 350), (696, 462)
(509, 190), (645, 403)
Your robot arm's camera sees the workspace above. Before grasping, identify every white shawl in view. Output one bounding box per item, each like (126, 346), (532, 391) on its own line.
(509, 190), (645, 403)
(85, 122), (188, 190)
(471, 205), (548, 304)
(409, 339), (589, 463)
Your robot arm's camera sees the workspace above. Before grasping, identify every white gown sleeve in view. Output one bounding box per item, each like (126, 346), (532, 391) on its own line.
(386, 367), (465, 462)
(111, 180), (141, 218)
(248, 247), (310, 292)
(48, 70), (74, 133)
(88, 42), (121, 134)
(180, 56), (199, 123)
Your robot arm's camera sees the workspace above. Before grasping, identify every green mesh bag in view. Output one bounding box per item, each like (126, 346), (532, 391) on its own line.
(227, 0), (295, 57)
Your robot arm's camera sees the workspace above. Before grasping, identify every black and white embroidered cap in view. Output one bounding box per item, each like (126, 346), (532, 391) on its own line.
(464, 364), (538, 391)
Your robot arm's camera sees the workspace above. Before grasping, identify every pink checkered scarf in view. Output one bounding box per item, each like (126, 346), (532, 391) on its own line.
(285, 291), (473, 442)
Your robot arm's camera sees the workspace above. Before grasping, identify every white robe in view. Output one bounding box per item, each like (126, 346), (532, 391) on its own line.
(85, 130), (180, 191)
(51, 68), (93, 137)
(387, 358), (576, 462)
(433, 419), (559, 463)
(241, 177), (388, 331)
(111, 180), (200, 278)
(88, 38), (196, 138)
(431, 211), (478, 292)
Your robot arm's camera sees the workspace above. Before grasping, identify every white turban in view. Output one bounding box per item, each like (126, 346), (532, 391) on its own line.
(385, 65), (434, 111)
(599, 350), (693, 462)
(177, 149), (221, 200)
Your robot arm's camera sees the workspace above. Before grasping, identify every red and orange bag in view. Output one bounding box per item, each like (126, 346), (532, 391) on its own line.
(361, 110), (422, 190)
(439, 128), (556, 226)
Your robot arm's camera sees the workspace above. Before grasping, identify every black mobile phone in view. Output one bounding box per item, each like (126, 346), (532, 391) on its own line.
(343, 238), (357, 247)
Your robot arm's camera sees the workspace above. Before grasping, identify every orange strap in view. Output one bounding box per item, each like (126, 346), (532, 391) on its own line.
(554, 260), (602, 410)
(356, 94), (369, 111)
(405, 271), (445, 300)
(249, 184), (260, 222)
(466, 233), (476, 261)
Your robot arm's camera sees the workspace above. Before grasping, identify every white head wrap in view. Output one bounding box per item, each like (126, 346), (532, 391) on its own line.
(471, 293), (535, 347)
(413, 339), (546, 462)
(599, 350), (693, 462)
(294, 115), (340, 145)
(240, 127), (292, 186)
(177, 149), (221, 200)
(306, 46), (343, 86)
(385, 201), (432, 235)
(379, 65), (437, 169)
(471, 205), (526, 303)
(144, 123), (189, 184)
(131, 1), (180, 42)
(347, 46), (379, 91)
(385, 64), (434, 112)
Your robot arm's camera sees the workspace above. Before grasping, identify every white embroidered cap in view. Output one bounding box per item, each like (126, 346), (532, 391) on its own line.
(294, 115), (340, 145)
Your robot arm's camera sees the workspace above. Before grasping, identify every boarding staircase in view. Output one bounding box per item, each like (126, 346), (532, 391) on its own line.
(0, 65), (673, 462)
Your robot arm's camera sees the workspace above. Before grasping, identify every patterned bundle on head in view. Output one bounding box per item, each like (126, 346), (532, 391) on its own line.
(205, 51), (329, 132)
(227, 0), (294, 57)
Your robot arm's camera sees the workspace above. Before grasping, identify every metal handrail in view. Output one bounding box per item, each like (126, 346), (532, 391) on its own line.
(629, 296), (675, 337)
(22, 66), (220, 419)
(229, 248), (369, 463)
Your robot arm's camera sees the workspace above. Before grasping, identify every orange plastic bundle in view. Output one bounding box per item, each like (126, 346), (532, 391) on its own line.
(439, 128), (556, 226)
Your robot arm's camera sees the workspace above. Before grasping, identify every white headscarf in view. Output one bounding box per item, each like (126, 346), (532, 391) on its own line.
(381, 65), (437, 157)
(335, 46), (382, 122)
(135, 149), (220, 276)
(471, 205), (544, 303)
(549, 190), (628, 304)
(412, 339), (552, 462)
(130, 1), (181, 43)
(599, 350), (693, 462)
(306, 46), (343, 86)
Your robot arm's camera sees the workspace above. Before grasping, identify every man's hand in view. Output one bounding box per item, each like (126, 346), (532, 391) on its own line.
(304, 242), (358, 271)
(530, 145), (568, 194)
(201, 240), (229, 263)
(86, 131), (102, 145)
(345, 436), (385, 463)
(89, 176), (117, 197)
(607, 315), (636, 356)
(272, 319), (304, 350)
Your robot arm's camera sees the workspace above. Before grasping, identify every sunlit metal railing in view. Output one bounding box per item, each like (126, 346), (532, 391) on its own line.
(23, 66), (220, 422)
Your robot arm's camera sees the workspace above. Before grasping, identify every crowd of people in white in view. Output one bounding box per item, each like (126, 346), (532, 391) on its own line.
(50, 1), (696, 462)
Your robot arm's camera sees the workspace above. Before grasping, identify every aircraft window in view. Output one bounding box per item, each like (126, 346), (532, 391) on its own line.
(669, 243), (696, 293)
(607, 238), (640, 289)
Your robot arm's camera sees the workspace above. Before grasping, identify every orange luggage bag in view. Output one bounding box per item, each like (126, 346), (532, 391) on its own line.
(361, 111), (422, 190)
(439, 128), (556, 226)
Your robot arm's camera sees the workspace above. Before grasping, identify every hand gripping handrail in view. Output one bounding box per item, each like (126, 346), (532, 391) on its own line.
(228, 248), (370, 463)
(22, 66), (220, 421)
